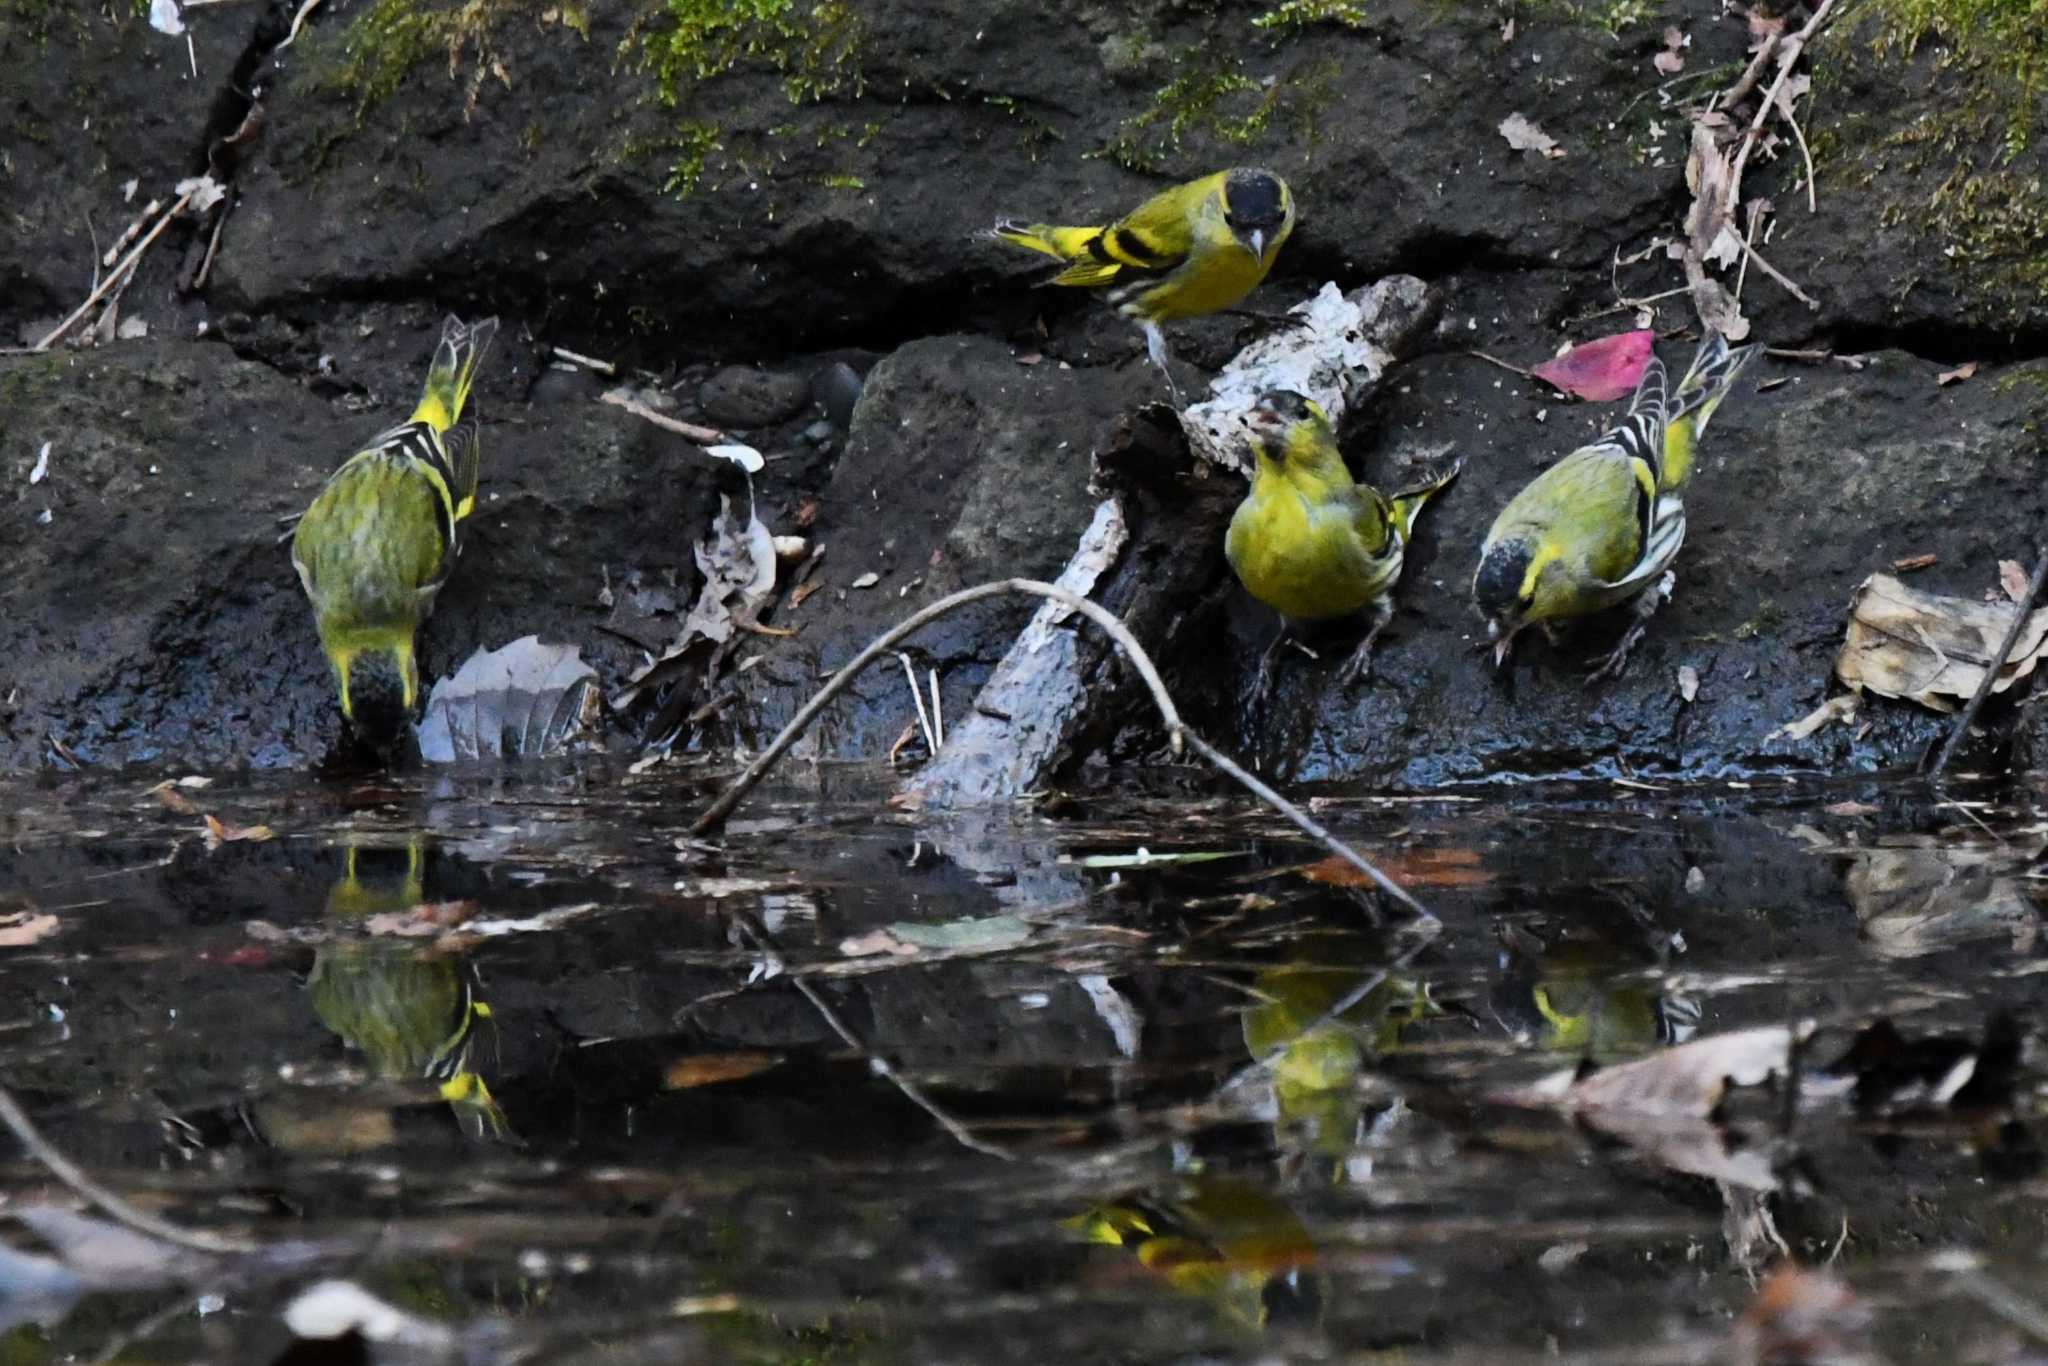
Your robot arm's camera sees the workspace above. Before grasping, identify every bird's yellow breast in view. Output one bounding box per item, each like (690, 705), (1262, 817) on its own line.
(1226, 485), (1395, 622)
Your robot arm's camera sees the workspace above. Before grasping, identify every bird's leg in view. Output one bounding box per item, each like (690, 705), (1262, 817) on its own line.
(1249, 618), (1290, 717)
(1140, 320), (1184, 407)
(1586, 571), (1676, 685)
(1339, 597), (1395, 687)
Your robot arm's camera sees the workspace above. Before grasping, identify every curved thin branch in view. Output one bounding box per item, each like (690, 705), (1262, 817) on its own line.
(0, 1084), (259, 1255)
(690, 578), (1432, 922)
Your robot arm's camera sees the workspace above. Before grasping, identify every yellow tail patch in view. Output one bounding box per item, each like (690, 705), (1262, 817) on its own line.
(408, 315), (500, 434)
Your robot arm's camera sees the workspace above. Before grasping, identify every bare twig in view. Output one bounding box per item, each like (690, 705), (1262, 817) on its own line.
(0, 1083), (259, 1255)
(1731, 224), (1819, 309)
(1723, 0), (1839, 223)
(597, 390), (726, 446)
(36, 185), (199, 352)
(550, 345), (615, 375)
(1925, 546), (2048, 779)
(190, 204), (228, 292)
(898, 651), (937, 755)
(689, 578), (1433, 921)
(1467, 350), (1535, 380)
(273, 0), (325, 50)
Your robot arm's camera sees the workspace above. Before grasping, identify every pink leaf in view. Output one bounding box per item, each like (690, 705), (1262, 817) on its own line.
(1530, 330), (1656, 402)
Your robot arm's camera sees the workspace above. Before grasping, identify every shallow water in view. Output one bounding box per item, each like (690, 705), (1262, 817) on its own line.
(1, 763), (2045, 1363)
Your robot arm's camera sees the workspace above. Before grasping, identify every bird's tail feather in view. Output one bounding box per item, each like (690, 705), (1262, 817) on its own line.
(991, 219), (1105, 262)
(1390, 455), (1464, 541)
(1654, 332), (1762, 489)
(1668, 331), (1762, 441)
(411, 314), (500, 433)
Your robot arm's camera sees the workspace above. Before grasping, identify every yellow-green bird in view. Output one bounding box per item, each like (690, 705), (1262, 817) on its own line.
(291, 314), (500, 738)
(993, 168), (1295, 398)
(1473, 332), (1761, 681)
(1225, 391), (1461, 702)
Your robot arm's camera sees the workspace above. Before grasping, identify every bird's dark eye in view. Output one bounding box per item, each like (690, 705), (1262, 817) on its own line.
(1518, 591), (1535, 609)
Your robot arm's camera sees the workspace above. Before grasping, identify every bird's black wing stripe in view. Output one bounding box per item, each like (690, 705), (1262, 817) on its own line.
(1609, 412), (1665, 488)
(372, 421), (460, 554)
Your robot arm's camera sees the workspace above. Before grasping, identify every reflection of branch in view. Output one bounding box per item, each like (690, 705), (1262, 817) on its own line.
(691, 579), (1433, 921)
(0, 1083), (258, 1255)
(723, 907), (1017, 1161)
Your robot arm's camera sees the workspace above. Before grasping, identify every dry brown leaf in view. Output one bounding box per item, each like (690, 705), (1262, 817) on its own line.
(1999, 558), (2029, 604)
(149, 781), (202, 815)
(1499, 113), (1564, 159)
(1300, 847), (1491, 889)
(1729, 1267), (1874, 1366)
(1937, 361), (1978, 386)
(789, 579), (825, 609)
(1891, 553), (1937, 572)
(1689, 274), (1751, 342)
(662, 1051), (783, 1090)
(363, 901), (477, 937)
(0, 910), (60, 948)
(1677, 665), (1700, 703)
(1834, 573), (2048, 712)
(203, 813), (275, 845)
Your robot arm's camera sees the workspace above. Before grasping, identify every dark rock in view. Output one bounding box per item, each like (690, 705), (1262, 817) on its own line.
(810, 363), (865, 430)
(1196, 348), (2048, 784)
(697, 334), (1151, 759)
(698, 366), (812, 429)
(0, 340), (718, 768)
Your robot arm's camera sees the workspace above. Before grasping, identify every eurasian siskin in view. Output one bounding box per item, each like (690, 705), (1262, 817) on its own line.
(1472, 332), (1761, 680)
(291, 314), (500, 740)
(994, 168), (1295, 397)
(1225, 390), (1460, 702)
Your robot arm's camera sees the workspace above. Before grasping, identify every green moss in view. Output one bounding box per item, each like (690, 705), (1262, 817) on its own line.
(1098, 36), (1339, 173)
(623, 0), (864, 107)
(1813, 0), (2048, 324)
(817, 172), (865, 189)
(303, 0), (589, 124)
(1860, 0), (2047, 157)
(1251, 0), (1370, 32)
(659, 120), (723, 196)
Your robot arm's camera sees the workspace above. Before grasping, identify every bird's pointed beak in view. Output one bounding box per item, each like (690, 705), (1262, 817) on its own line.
(1246, 227), (1266, 261)
(1487, 621), (1518, 669)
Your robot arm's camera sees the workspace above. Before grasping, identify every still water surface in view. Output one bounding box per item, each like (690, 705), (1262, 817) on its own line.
(1, 764), (2043, 1362)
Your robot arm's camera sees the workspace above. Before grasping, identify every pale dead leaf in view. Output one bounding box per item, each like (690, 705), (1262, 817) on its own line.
(1937, 361), (1978, 386)
(203, 813), (275, 845)
(1771, 72), (1811, 118)
(1892, 553), (1937, 572)
(1500, 15), (1515, 41)
(1653, 48), (1685, 74)
(1823, 800), (1879, 817)
(1834, 573), (2048, 711)
(849, 571), (881, 589)
(2000, 559), (2029, 603)
(1690, 275), (1751, 341)
(1677, 665), (1700, 703)
(0, 911), (60, 947)
(839, 928), (919, 957)
(1704, 223), (1745, 270)
(1499, 113), (1564, 159)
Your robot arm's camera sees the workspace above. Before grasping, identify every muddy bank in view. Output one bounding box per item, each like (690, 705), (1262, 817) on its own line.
(3, 0), (2046, 780)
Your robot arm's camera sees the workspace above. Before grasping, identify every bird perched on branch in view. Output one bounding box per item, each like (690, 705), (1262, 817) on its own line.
(1473, 332), (1761, 681)
(993, 168), (1295, 400)
(292, 314), (500, 742)
(1225, 390), (1461, 705)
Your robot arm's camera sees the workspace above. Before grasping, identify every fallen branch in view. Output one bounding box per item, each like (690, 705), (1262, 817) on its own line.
(1925, 546), (2048, 779)
(1722, 0), (1839, 223)
(598, 390), (725, 446)
(690, 578), (1433, 921)
(0, 1082), (259, 1255)
(35, 182), (204, 352)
